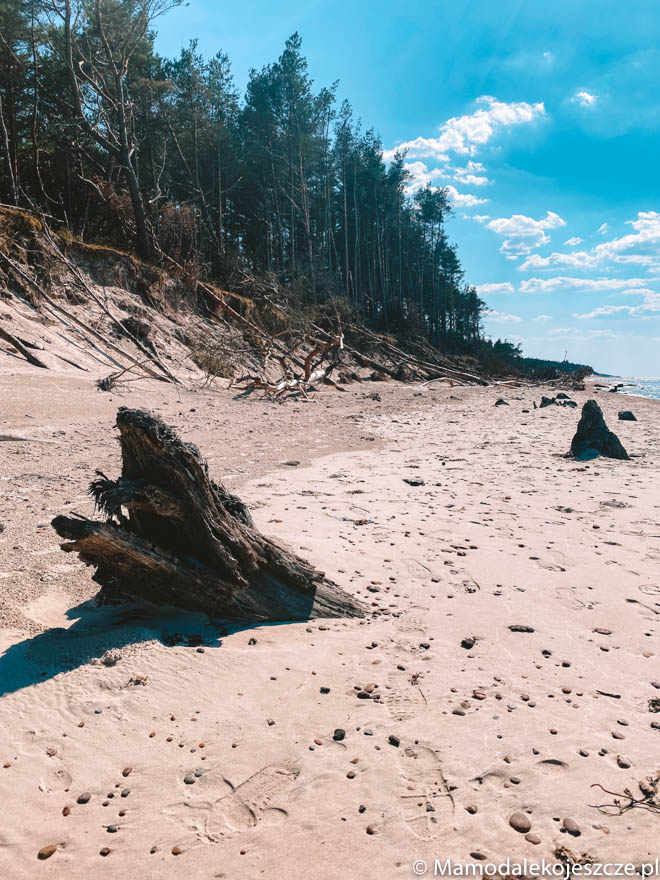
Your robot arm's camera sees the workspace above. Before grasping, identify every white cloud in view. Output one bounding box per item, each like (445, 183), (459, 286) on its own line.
(573, 291), (660, 319)
(572, 90), (597, 107)
(487, 311), (523, 323)
(597, 222), (609, 235)
(533, 314), (553, 322)
(564, 236), (583, 246)
(520, 276), (650, 294)
(454, 161), (491, 186)
(402, 160), (446, 192)
(402, 162), (488, 206)
(444, 185), (488, 207)
(519, 212), (660, 272)
(475, 282), (515, 295)
(383, 96), (545, 163)
(483, 211), (565, 256)
(547, 327), (620, 339)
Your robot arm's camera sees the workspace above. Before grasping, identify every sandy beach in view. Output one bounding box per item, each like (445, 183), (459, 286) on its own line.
(1, 370), (659, 880)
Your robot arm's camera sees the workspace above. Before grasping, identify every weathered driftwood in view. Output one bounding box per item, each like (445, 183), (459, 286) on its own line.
(570, 399), (629, 461)
(51, 408), (366, 622)
(0, 323), (49, 368)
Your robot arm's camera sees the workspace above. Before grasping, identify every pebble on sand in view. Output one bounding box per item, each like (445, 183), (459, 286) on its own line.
(37, 845), (57, 860)
(509, 811), (532, 833)
(562, 818), (581, 836)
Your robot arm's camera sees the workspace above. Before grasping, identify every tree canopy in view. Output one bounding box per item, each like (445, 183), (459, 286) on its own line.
(0, 1), (487, 353)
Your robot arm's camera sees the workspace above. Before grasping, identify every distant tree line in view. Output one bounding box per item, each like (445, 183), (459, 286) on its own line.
(0, 0), (486, 351)
(477, 338), (593, 377)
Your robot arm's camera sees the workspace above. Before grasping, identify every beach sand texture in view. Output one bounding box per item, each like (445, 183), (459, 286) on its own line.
(1, 372), (659, 879)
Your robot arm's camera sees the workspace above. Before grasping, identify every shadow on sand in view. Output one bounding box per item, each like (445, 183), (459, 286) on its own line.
(0, 598), (260, 698)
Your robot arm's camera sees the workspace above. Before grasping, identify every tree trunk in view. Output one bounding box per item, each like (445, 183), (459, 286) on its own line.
(51, 408), (367, 622)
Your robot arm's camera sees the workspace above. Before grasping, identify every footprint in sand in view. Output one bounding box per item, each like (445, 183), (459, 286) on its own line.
(399, 744), (453, 840)
(166, 764), (299, 842)
(553, 587), (587, 611)
(393, 613), (427, 637)
(403, 559), (432, 580)
(385, 666), (428, 722)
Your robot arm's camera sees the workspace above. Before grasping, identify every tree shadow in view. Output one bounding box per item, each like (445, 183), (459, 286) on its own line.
(0, 597), (261, 698)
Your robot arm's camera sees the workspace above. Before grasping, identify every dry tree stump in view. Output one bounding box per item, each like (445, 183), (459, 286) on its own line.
(51, 408), (366, 622)
(570, 399), (629, 461)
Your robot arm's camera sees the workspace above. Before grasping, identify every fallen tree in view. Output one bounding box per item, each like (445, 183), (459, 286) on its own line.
(233, 332), (345, 399)
(51, 408), (366, 621)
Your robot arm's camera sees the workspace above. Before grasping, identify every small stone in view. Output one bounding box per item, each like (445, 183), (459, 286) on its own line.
(616, 755), (631, 769)
(562, 817), (581, 836)
(470, 852), (488, 861)
(37, 845), (57, 860)
(122, 767), (132, 777)
(466, 805), (478, 814)
(509, 811), (532, 833)
(388, 734), (400, 747)
(62, 806), (70, 816)
(121, 788), (130, 798)
(107, 824), (118, 833)
(183, 773), (196, 785)
(333, 729), (346, 741)
(100, 848), (111, 857)
(320, 687), (330, 694)
(525, 833), (541, 845)
(509, 625), (535, 633)
(461, 636), (476, 650)
(172, 846), (182, 855)
(366, 825), (376, 835)
(77, 792), (91, 804)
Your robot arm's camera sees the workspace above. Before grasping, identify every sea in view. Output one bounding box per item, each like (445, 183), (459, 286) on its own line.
(616, 377), (660, 401)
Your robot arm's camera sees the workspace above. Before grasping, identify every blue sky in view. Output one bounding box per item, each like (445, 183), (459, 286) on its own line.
(156, 0), (660, 375)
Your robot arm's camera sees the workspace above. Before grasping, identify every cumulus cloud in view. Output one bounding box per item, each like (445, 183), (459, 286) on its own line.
(572, 90), (597, 107)
(519, 212), (660, 272)
(475, 282), (515, 295)
(547, 327), (620, 339)
(487, 311), (523, 323)
(402, 163), (488, 207)
(444, 185), (488, 207)
(481, 211), (565, 256)
(520, 276), (650, 294)
(454, 161), (491, 186)
(533, 314), (553, 322)
(597, 222), (609, 235)
(573, 291), (660, 319)
(383, 96), (545, 163)
(564, 236), (583, 246)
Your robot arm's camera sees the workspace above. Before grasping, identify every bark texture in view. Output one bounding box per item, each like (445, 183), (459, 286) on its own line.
(570, 399), (629, 461)
(51, 408), (366, 621)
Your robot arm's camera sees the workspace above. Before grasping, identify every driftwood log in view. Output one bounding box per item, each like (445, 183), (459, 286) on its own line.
(570, 399), (629, 461)
(51, 408), (366, 622)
